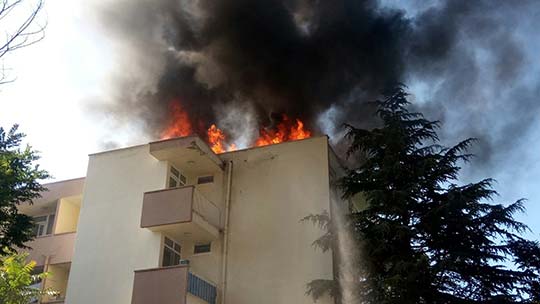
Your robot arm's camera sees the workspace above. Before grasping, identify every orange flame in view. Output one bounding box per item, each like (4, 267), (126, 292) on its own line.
(161, 101), (311, 153)
(161, 101), (192, 139)
(289, 119), (311, 140)
(255, 115), (311, 147)
(207, 124), (236, 154)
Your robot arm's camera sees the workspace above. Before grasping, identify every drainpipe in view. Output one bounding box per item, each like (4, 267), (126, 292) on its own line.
(221, 160), (233, 304)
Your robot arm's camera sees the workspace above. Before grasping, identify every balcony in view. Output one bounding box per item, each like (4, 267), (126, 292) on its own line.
(141, 186), (221, 242)
(149, 136), (224, 177)
(41, 262), (71, 303)
(131, 266), (189, 304)
(131, 266), (217, 304)
(24, 232), (76, 266)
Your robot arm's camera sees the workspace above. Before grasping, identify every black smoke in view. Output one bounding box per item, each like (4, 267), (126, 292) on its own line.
(93, 0), (540, 169)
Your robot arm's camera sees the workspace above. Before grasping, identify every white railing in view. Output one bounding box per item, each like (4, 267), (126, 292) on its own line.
(192, 189), (221, 229)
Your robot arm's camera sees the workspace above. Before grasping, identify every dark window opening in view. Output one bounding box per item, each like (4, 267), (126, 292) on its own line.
(197, 175), (214, 184)
(162, 237), (182, 267)
(168, 165), (186, 188)
(194, 243), (211, 254)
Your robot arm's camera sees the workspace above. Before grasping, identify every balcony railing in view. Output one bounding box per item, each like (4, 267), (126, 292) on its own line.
(188, 272), (217, 304)
(192, 188), (221, 228)
(131, 266), (217, 304)
(132, 265), (189, 304)
(23, 232), (76, 266)
(141, 186), (221, 242)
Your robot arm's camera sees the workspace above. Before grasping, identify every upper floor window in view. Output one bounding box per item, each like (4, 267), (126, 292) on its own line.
(32, 214), (55, 237)
(168, 165), (186, 188)
(162, 236), (182, 267)
(197, 175), (214, 185)
(194, 243), (211, 254)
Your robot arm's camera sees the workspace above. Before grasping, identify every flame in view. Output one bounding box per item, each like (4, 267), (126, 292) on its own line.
(207, 124), (236, 154)
(161, 101), (192, 139)
(161, 101), (311, 153)
(289, 118), (311, 140)
(255, 115), (311, 147)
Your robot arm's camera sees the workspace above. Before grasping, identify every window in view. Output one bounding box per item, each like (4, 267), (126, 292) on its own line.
(168, 165), (187, 188)
(194, 243), (211, 254)
(197, 175), (214, 185)
(162, 237), (182, 267)
(32, 214), (55, 237)
(46, 214), (55, 235)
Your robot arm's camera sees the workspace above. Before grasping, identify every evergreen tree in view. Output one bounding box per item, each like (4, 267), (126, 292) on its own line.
(0, 124), (49, 251)
(307, 86), (540, 303)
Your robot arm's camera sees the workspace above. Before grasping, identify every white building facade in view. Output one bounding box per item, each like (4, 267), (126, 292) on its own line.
(22, 136), (341, 304)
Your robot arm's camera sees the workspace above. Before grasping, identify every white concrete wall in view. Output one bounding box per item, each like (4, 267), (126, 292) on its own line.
(65, 145), (168, 304)
(193, 171), (224, 211)
(180, 239), (222, 286)
(66, 137), (334, 304)
(220, 137), (334, 304)
(187, 293), (209, 304)
(175, 165), (225, 211)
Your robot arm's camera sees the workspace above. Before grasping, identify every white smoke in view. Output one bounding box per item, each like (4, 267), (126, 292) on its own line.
(317, 105), (347, 145)
(333, 197), (361, 304)
(213, 98), (259, 149)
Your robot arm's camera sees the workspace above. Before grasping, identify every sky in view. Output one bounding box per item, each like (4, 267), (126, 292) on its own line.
(1, 0), (539, 238)
(1, 0), (143, 179)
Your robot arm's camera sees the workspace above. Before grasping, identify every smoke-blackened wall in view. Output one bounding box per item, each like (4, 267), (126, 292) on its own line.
(93, 0), (540, 169)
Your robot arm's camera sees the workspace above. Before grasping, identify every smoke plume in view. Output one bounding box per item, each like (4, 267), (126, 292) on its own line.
(91, 0), (540, 169)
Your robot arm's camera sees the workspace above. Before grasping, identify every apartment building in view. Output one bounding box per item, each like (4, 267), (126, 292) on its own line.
(18, 177), (85, 303)
(20, 135), (341, 304)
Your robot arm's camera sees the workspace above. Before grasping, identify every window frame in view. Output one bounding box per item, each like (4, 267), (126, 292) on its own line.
(162, 236), (182, 267)
(168, 164), (187, 188)
(193, 243), (212, 255)
(196, 175), (214, 185)
(33, 214), (55, 237)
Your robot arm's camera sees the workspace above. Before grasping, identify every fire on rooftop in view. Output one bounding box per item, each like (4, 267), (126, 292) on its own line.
(160, 99), (312, 154)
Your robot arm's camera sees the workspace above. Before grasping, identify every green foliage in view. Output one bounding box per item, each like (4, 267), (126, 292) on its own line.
(308, 86), (540, 303)
(0, 124), (49, 251)
(302, 211), (333, 252)
(0, 249), (55, 304)
(306, 279), (338, 301)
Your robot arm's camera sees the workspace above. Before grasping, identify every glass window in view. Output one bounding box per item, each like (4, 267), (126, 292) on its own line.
(168, 165), (186, 188)
(197, 175), (214, 184)
(194, 243), (211, 254)
(179, 174), (187, 185)
(164, 237), (173, 247)
(168, 177), (177, 188)
(162, 237), (182, 267)
(46, 214), (55, 235)
(36, 225), (44, 237)
(33, 215), (54, 237)
(162, 247), (173, 266)
(170, 166), (180, 178)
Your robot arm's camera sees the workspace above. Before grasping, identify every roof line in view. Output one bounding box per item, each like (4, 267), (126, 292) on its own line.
(42, 176), (85, 186)
(218, 135), (328, 155)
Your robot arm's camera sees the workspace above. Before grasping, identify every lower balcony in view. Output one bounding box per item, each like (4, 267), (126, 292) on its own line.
(24, 232), (76, 266)
(41, 262), (71, 303)
(131, 266), (217, 304)
(141, 186), (221, 243)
